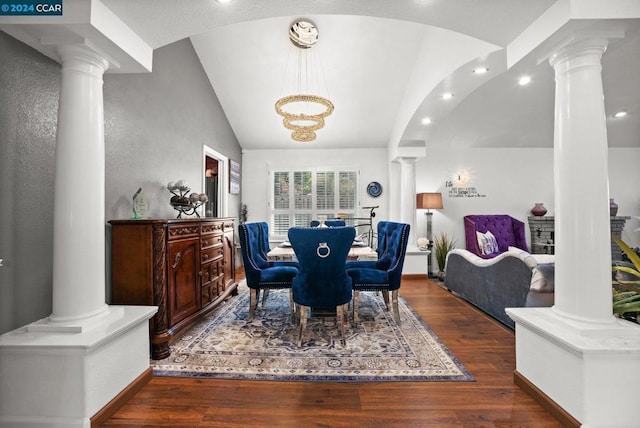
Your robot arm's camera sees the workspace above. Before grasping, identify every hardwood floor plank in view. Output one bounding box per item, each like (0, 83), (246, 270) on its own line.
(99, 277), (565, 427)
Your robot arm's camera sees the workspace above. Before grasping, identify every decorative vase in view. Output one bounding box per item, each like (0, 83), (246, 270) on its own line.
(610, 198), (619, 217)
(531, 203), (547, 216)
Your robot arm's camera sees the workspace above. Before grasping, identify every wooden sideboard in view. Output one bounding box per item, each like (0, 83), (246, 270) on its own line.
(108, 218), (237, 359)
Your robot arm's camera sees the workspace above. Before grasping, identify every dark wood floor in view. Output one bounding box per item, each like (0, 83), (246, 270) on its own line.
(100, 277), (564, 427)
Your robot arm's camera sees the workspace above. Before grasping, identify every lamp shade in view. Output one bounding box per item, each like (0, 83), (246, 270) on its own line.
(416, 192), (443, 210)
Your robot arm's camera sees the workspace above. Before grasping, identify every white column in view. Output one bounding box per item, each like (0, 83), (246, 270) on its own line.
(1, 30), (158, 427)
(506, 34), (640, 428)
(397, 157), (417, 244)
(50, 45), (110, 324)
(549, 38), (614, 324)
(388, 160), (401, 221)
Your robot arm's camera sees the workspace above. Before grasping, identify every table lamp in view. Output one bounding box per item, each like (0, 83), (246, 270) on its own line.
(416, 192), (443, 277)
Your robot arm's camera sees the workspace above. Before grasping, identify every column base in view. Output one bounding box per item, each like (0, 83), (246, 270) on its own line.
(0, 305), (157, 428)
(27, 304), (114, 333)
(507, 307), (640, 428)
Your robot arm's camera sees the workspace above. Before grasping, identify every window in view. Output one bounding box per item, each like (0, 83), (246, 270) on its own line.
(269, 169), (359, 238)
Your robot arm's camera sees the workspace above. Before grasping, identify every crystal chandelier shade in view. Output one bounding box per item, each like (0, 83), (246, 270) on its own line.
(275, 19), (334, 142)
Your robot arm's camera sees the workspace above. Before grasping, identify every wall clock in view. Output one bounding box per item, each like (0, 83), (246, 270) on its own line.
(367, 181), (383, 198)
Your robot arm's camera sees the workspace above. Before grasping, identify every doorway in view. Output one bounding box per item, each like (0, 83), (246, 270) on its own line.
(202, 145), (228, 218)
(204, 156), (218, 217)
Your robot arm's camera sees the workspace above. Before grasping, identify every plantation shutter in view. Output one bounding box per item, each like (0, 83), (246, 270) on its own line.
(269, 168), (358, 239)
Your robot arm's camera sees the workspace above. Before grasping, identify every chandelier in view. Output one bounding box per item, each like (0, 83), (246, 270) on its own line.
(275, 19), (334, 142)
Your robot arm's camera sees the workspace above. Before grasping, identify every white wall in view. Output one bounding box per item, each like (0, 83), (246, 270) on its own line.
(416, 147), (640, 251)
(243, 146), (640, 255)
(242, 148), (389, 238)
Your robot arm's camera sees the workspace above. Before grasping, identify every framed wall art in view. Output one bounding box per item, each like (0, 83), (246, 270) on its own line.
(229, 159), (240, 194)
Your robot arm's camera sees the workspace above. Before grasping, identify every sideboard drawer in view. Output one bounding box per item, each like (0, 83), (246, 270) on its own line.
(168, 224), (200, 240)
(201, 246), (223, 264)
(202, 259), (222, 286)
(201, 221), (224, 235)
(201, 233), (223, 249)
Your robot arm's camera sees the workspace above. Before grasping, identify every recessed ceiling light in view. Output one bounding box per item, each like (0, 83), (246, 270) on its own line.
(216, 0), (232, 3)
(518, 76), (531, 86)
(421, 117), (432, 125)
(613, 111), (628, 118)
(473, 67), (489, 74)
(441, 92), (453, 100)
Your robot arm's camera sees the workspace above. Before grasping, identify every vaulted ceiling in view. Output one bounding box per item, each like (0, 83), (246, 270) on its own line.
(15, 1), (640, 151)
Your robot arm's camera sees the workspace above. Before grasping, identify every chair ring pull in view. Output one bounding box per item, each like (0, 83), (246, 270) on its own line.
(316, 242), (331, 258)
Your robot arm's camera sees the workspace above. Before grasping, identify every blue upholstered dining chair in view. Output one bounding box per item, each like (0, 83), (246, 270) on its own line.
(345, 220), (391, 269)
(287, 226), (355, 347)
(310, 219), (346, 227)
(239, 222), (298, 322)
(346, 222), (410, 326)
(254, 221), (299, 306)
(255, 221), (299, 267)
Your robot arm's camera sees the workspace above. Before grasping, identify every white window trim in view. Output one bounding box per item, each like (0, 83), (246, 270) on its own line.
(268, 167), (360, 240)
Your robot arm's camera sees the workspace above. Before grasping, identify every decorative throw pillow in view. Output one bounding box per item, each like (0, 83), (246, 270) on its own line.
(530, 263), (555, 292)
(476, 231), (499, 255)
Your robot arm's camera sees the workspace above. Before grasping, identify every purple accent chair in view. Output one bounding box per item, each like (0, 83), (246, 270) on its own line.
(464, 215), (528, 259)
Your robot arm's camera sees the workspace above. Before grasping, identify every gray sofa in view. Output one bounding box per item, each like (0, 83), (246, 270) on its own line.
(444, 248), (554, 328)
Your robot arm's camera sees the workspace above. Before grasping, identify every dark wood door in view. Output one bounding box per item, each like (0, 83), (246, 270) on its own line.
(168, 237), (201, 325)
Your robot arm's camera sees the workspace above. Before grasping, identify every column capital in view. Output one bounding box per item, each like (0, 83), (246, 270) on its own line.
(544, 26), (625, 71)
(549, 37), (608, 69)
(56, 44), (110, 77)
(394, 156), (418, 166)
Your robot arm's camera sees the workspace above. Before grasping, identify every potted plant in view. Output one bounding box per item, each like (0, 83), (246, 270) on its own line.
(612, 236), (640, 323)
(433, 232), (456, 280)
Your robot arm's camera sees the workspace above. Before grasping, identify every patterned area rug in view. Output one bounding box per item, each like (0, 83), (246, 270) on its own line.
(152, 282), (474, 382)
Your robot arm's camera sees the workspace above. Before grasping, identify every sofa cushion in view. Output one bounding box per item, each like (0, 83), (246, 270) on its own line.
(532, 254), (555, 264)
(530, 263), (555, 292)
(525, 290), (555, 307)
(507, 246), (538, 269)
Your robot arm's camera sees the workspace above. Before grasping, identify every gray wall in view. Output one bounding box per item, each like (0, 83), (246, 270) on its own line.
(0, 32), (242, 334)
(104, 38), (241, 221)
(0, 32), (59, 333)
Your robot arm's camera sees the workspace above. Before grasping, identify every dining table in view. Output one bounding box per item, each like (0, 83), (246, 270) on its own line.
(267, 241), (377, 261)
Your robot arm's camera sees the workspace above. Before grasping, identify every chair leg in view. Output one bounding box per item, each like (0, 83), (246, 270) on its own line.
(289, 290), (298, 323)
(391, 290), (400, 325)
(297, 305), (308, 347)
(382, 290), (391, 311)
(352, 291), (360, 327)
(261, 289), (270, 307)
(248, 288), (259, 322)
(338, 304), (347, 346)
